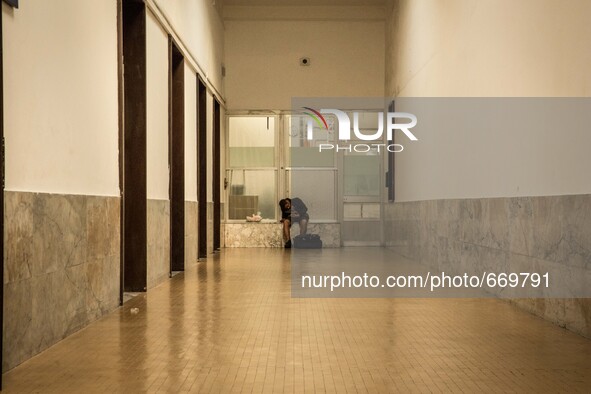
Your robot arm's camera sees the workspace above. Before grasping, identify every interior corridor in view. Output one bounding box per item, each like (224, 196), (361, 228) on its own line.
(3, 248), (590, 393)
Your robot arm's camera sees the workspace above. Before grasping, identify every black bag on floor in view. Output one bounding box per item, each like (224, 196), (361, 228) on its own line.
(293, 234), (323, 249)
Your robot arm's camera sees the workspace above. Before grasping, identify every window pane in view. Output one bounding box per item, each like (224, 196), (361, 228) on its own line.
(228, 169), (276, 220)
(290, 169), (336, 221)
(343, 152), (381, 197)
(289, 115), (335, 167)
(229, 117), (275, 167)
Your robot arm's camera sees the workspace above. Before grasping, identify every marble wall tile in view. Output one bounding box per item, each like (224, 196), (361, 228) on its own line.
(225, 222), (341, 248)
(30, 271), (74, 352)
(437, 237), (462, 274)
(87, 196), (117, 260)
(147, 199), (170, 289)
(220, 203), (226, 248)
(185, 201), (198, 266)
(3, 191), (120, 371)
(32, 194), (88, 277)
(530, 196), (564, 264)
(555, 195), (591, 269)
(305, 223), (340, 248)
(207, 202), (214, 255)
(3, 279), (33, 371)
(507, 197), (535, 256)
(384, 194), (591, 338)
(508, 298), (591, 338)
(563, 298), (591, 337)
(460, 198), (509, 250)
(86, 256), (120, 315)
(459, 243), (510, 298)
(75, 196), (204, 295)
(225, 223), (283, 248)
(4, 192), (34, 283)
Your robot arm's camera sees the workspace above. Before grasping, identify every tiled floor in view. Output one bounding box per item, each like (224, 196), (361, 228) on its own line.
(3, 248), (591, 393)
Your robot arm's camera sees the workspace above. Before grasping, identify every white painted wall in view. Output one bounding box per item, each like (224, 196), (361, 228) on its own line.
(146, 11), (170, 201)
(145, 0), (226, 203)
(2, 0), (224, 198)
(225, 17), (385, 110)
(152, 0), (225, 95)
(3, 1), (119, 196)
(386, 0), (591, 201)
(387, 0), (591, 97)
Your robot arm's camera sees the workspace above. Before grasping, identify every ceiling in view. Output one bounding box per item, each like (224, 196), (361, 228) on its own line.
(223, 0), (387, 6)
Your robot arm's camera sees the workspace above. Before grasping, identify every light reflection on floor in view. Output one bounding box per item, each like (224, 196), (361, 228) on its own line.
(3, 248), (590, 392)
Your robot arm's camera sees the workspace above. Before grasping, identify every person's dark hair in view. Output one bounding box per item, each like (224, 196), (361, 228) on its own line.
(279, 198), (291, 212)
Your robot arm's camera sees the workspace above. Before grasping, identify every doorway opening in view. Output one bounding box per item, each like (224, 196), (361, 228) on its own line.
(169, 37), (185, 272)
(197, 78), (207, 259)
(213, 99), (221, 251)
(120, 0), (147, 294)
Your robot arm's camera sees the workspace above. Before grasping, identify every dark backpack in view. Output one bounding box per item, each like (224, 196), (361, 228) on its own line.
(293, 234), (322, 249)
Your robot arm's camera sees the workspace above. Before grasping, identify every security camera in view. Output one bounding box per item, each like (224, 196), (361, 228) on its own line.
(300, 57), (311, 66)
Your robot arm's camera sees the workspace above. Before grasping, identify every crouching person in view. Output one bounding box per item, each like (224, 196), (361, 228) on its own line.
(278, 197), (309, 248)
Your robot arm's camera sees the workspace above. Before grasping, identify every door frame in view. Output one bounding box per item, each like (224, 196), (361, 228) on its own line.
(1, 5), (5, 388)
(120, 0), (148, 293)
(212, 98), (221, 251)
(197, 77), (207, 259)
(339, 110), (386, 246)
(168, 36), (185, 272)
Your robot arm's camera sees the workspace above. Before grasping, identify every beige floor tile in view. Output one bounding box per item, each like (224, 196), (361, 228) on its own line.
(2, 248), (591, 392)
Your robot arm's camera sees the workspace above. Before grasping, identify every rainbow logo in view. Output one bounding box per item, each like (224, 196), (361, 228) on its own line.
(302, 107), (328, 129)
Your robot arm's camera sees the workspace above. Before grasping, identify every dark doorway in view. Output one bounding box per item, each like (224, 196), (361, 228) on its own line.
(120, 0), (147, 293)
(197, 78), (207, 259)
(387, 100), (395, 201)
(1, 5), (5, 389)
(212, 99), (221, 251)
(169, 37), (185, 272)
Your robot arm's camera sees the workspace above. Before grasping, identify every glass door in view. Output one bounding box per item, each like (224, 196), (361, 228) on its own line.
(226, 116), (277, 221)
(285, 114), (337, 222)
(340, 112), (384, 246)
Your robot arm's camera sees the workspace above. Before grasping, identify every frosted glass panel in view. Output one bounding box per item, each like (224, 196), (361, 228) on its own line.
(289, 115), (335, 167)
(343, 203), (380, 219)
(290, 147), (334, 167)
(362, 203), (381, 218)
(344, 203), (362, 219)
(288, 115), (337, 220)
(229, 147), (274, 167)
(290, 169), (336, 221)
(344, 155), (380, 196)
(228, 169), (276, 220)
(229, 117), (275, 167)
